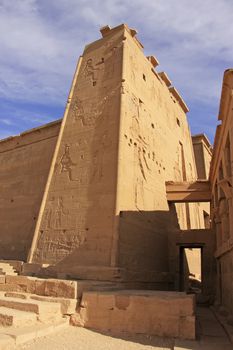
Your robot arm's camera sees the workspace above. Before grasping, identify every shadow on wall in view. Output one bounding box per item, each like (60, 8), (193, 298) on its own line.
(34, 205), (182, 290)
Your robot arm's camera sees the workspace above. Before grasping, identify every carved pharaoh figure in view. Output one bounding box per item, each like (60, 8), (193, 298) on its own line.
(83, 58), (99, 81)
(59, 144), (77, 181)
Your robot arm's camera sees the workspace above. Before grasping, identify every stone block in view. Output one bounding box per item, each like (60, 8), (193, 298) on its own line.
(4, 292), (27, 299)
(79, 290), (196, 340)
(30, 295), (78, 315)
(0, 334), (15, 350)
(179, 315), (196, 339)
(44, 279), (77, 299)
(0, 307), (37, 327)
(0, 275), (5, 284)
(70, 313), (85, 327)
(0, 260), (23, 274)
(21, 263), (42, 276)
(0, 283), (26, 293)
(5, 275), (36, 294)
(174, 339), (200, 350)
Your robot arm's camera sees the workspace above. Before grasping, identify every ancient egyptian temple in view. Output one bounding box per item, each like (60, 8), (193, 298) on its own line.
(0, 24), (233, 342)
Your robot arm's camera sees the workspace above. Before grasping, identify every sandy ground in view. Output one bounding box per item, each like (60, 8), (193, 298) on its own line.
(17, 326), (174, 350)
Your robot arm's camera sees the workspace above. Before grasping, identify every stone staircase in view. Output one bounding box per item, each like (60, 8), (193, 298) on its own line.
(0, 278), (78, 349)
(0, 263), (18, 276)
(0, 272), (123, 349)
(0, 265), (126, 349)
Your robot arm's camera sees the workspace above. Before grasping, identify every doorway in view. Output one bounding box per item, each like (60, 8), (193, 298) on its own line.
(179, 245), (203, 293)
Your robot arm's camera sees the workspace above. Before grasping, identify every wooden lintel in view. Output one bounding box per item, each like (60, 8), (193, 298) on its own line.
(166, 181), (211, 203)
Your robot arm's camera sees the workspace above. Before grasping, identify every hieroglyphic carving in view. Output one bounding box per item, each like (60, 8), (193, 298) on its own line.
(129, 96), (152, 182)
(71, 98), (84, 123)
(129, 54), (137, 83)
(103, 40), (123, 80)
(57, 144), (78, 181)
(126, 93), (158, 209)
(54, 197), (66, 229)
(135, 177), (144, 210)
(83, 58), (100, 83)
(90, 133), (112, 183)
(43, 197), (55, 229)
(174, 156), (182, 181)
(35, 229), (86, 262)
(43, 196), (68, 230)
(71, 83), (122, 126)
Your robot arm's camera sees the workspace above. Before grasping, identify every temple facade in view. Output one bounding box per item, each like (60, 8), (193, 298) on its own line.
(2, 24), (230, 311)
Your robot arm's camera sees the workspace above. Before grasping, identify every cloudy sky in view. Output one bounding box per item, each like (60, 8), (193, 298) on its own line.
(0, 0), (232, 143)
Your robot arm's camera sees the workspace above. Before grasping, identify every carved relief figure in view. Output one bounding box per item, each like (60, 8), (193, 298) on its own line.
(91, 133), (112, 182)
(59, 144), (78, 181)
(103, 41), (122, 80)
(83, 58), (100, 82)
(135, 177), (144, 210)
(71, 98), (84, 123)
(126, 93), (156, 209)
(43, 197), (55, 229)
(129, 55), (137, 83)
(54, 197), (66, 229)
(130, 108), (151, 181)
(34, 229), (86, 263)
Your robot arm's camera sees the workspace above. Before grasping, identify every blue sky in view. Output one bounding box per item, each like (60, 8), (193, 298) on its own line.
(0, 0), (232, 144)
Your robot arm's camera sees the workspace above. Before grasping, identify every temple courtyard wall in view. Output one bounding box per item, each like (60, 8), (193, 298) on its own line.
(0, 120), (61, 261)
(210, 69), (233, 316)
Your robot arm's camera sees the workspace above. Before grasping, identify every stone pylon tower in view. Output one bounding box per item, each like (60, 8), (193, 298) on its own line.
(28, 24), (202, 283)
(28, 25), (126, 277)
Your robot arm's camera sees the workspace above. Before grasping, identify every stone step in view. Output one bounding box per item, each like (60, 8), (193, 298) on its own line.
(4, 292), (27, 299)
(0, 318), (69, 348)
(0, 263), (18, 276)
(0, 269), (16, 274)
(0, 260), (23, 274)
(0, 307), (37, 327)
(0, 294), (62, 322)
(0, 266), (15, 270)
(3, 291), (78, 314)
(30, 295), (78, 315)
(0, 275), (77, 299)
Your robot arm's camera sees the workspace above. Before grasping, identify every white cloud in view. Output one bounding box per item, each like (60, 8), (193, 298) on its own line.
(0, 118), (14, 126)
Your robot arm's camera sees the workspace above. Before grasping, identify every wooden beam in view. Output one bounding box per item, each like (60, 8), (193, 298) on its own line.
(166, 180), (211, 203)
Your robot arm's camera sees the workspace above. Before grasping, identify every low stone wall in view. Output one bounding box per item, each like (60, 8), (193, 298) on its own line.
(79, 290), (196, 340)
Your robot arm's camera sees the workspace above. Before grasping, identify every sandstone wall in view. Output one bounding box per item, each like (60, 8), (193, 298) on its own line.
(211, 70), (233, 314)
(0, 24), (209, 284)
(115, 28), (205, 283)
(79, 290), (196, 339)
(0, 121), (61, 260)
(30, 25), (125, 274)
(192, 134), (212, 180)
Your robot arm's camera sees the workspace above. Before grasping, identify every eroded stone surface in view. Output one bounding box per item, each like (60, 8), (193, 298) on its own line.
(78, 290), (196, 340)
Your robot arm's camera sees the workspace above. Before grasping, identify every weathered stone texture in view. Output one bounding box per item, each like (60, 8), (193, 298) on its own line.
(30, 25), (125, 271)
(210, 70), (233, 316)
(0, 121), (61, 260)
(0, 24), (212, 288)
(2, 276), (77, 299)
(78, 290), (196, 339)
